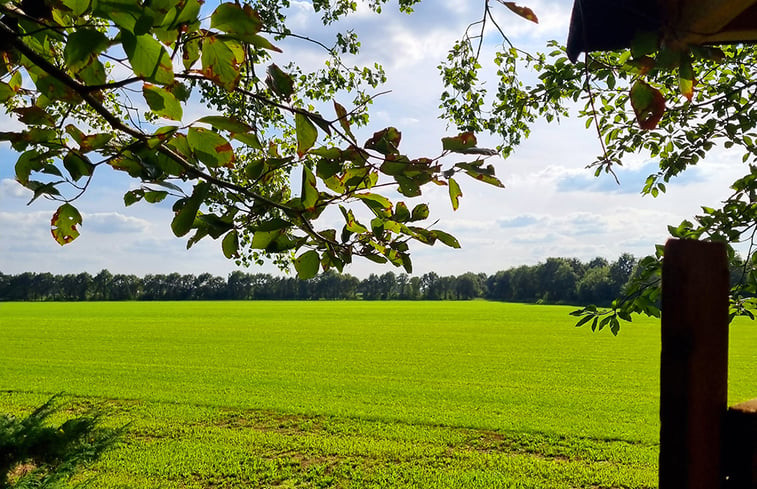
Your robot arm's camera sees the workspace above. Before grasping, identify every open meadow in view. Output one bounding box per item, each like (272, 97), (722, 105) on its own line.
(1, 301), (755, 488)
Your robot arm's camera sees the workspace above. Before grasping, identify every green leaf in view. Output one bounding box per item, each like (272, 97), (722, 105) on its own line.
(294, 250), (320, 279)
(171, 182), (209, 237)
(610, 317), (621, 336)
(222, 230), (239, 258)
(395, 175), (421, 197)
(201, 35), (243, 90)
(187, 127), (234, 168)
(143, 190), (168, 203)
(431, 230), (460, 248)
(15, 150), (45, 185)
(77, 58), (107, 85)
(442, 132), (476, 152)
(210, 3), (262, 42)
(0, 83), (12, 103)
(574, 314), (594, 328)
(255, 218), (291, 232)
(26, 181), (61, 204)
(196, 116), (261, 149)
(251, 229), (283, 249)
(448, 177), (462, 210)
(464, 169), (505, 187)
(32, 74), (80, 103)
(266, 64), (294, 100)
(355, 193), (392, 214)
(143, 83), (183, 120)
(14, 107), (55, 126)
(161, 0), (201, 29)
(182, 36), (201, 70)
(124, 189), (143, 206)
(333, 101), (354, 139)
(393, 201), (410, 222)
(63, 151), (94, 182)
(343, 208), (368, 234)
(7, 70), (21, 92)
(247, 34), (281, 52)
(62, 0), (90, 16)
(64, 29), (109, 71)
(301, 166), (318, 212)
(365, 127), (401, 155)
(96, 0), (146, 32)
(410, 203), (429, 221)
(630, 80), (665, 130)
(197, 115), (253, 134)
(79, 133), (113, 152)
(122, 31), (174, 84)
(295, 113), (318, 157)
(679, 57), (694, 101)
(51, 203), (82, 245)
(196, 213), (234, 238)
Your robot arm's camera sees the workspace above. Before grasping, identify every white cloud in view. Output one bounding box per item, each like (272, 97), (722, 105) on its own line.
(0, 178), (30, 199)
(83, 212), (152, 234)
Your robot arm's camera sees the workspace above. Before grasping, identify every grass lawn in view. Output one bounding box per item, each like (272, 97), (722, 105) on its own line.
(1, 301), (754, 487)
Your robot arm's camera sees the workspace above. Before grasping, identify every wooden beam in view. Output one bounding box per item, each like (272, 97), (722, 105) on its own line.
(660, 239), (730, 489)
(666, 0), (757, 38)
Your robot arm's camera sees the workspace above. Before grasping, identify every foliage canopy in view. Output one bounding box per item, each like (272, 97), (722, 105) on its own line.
(0, 0), (506, 279)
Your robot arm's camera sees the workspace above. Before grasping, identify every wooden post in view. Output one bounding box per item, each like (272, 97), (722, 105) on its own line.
(660, 239), (730, 489)
(724, 399), (757, 488)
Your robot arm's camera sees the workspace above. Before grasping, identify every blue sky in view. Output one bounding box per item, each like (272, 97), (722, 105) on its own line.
(0, 0), (748, 277)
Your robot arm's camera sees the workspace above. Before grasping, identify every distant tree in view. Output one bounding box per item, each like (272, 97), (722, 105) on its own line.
(72, 272), (93, 301)
(91, 269), (113, 301)
(537, 258), (579, 304)
(419, 272), (439, 300)
(608, 253), (637, 296)
(110, 274), (141, 301)
(141, 274), (167, 301)
(510, 266), (539, 302)
(359, 274), (381, 300)
(577, 267), (614, 306)
(486, 270), (512, 301)
(227, 271), (253, 300)
(455, 272), (483, 300)
(0, 273), (8, 301)
(377, 272), (399, 300)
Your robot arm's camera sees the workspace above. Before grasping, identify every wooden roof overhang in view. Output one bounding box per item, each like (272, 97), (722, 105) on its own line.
(566, 0), (757, 61)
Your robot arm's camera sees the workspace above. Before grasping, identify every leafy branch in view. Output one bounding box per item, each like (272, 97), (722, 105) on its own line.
(2, 0), (505, 278)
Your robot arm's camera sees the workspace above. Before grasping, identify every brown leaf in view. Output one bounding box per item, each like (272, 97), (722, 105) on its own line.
(498, 0), (538, 23)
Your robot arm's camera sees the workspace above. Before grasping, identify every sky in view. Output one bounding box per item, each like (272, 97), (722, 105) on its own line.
(0, 0), (749, 278)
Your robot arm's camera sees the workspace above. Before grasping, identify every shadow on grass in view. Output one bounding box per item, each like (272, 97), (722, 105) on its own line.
(0, 395), (126, 488)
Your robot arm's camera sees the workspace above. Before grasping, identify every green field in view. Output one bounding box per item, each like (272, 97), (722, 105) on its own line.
(1, 301), (755, 488)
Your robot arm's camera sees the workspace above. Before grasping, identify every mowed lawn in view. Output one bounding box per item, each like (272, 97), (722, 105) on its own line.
(0, 301), (755, 488)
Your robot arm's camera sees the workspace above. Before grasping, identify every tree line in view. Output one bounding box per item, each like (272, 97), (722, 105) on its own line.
(0, 254), (645, 306)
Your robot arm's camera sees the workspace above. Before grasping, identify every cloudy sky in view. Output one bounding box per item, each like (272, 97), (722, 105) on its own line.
(0, 0), (746, 278)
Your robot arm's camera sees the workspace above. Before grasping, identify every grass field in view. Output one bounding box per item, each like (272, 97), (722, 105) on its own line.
(0, 301), (755, 488)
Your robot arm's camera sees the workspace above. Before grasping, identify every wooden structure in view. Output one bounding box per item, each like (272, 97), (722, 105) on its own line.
(658, 239), (756, 488)
(660, 239), (730, 488)
(567, 0), (757, 61)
